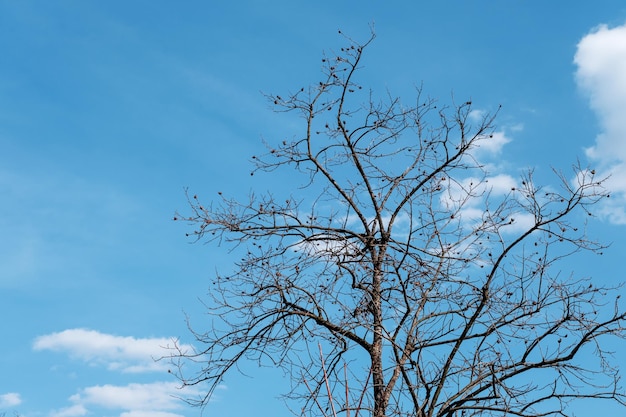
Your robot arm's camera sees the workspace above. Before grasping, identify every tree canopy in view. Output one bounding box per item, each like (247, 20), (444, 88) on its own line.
(171, 33), (626, 417)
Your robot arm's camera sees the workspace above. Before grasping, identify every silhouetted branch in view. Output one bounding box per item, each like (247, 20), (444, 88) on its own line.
(169, 31), (626, 417)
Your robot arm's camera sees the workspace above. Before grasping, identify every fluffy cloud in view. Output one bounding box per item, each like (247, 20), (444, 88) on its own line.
(49, 404), (88, 417)
(0, 392), (22, 408)
(467, 108), (514, 158)
(575, 23), (626, 223)
(473, 131), (512, 158)
(120, 412), (185, 417)
(34, 329), (206, 417)
(440, 173), (535, 234)
(71, 382), (184, 410)
(33, 328), (192, 373)
(50, 382), (195, 417)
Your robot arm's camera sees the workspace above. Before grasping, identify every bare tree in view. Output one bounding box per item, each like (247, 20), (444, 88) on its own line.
(171, 32), (626, 417)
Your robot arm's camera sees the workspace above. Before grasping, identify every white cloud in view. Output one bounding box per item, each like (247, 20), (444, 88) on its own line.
(468, 109), (486, 122)
(484, 173), (517, 194)
(35, 330), (205, 417)
(575, 23), (626, 223)
(120, 412), (185, 417)
(0, 392), (22, 408)
(72, 382), (184, 410)
(50, 382), (196, 417)
(439, 172), (538, 237)
(33, 328), (191, 373)
(467, 107), (514, 158)
(474, 131), (512, 156)
(441, 174), (517, 209)
(49, 404), (88, 417)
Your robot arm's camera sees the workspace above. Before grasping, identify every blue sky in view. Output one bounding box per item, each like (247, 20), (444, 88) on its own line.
(2, 1), (626, 416)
